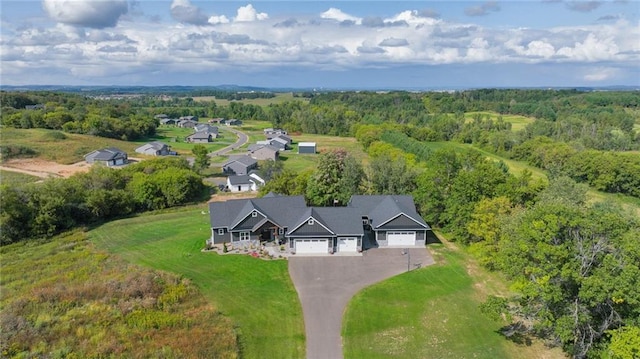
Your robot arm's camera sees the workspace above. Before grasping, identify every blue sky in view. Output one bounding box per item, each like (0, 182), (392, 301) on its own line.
(1, 0), (639, 89)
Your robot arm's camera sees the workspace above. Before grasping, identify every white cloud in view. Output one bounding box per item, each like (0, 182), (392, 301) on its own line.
(235, 4), (268, 22)
(208, 15), (230, 25)
(170, 0), (209, 25)
(320, 8), (361, 24)
(583, 67), (619, 81)
(42, 0), (128, 28)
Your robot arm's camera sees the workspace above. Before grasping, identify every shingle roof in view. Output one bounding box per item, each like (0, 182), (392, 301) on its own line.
(224, 155), (257, 167)
(349, 195), (429, 229)
(86, 147), (127, 161)
(288, 207), (364, 236)
(209, 195), (306, 229)
(227, 175), (253, 185)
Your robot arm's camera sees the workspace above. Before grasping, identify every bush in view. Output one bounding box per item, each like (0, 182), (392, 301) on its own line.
(0, 145), (37, 161)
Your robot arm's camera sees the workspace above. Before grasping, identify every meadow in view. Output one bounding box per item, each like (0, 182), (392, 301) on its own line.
(192, 92), (309, 106)
(0, 230), (239, 358)
(343, 241), (566, 359)
(464, 111), (535, 132)
(89, 206), (305, 359)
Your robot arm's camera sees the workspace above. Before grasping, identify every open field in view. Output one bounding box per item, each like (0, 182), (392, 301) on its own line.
(192, 92), (309, 107)
(464, 111), (535, 132)
(89, 206), (305, 359)
(343, 240), (567, 359)
(1, 128), (140, 164)
(0, 169), (41, 185)
(0, 230), (239, 358)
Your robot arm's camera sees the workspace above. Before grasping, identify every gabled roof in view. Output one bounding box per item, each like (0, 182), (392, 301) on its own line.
(287, 207), (364, 237)
(275, 134), (292, 142)
(248, 144), (279, 154)
(187, 131), (211, 140)
(195, 124), (218, 133)
(86, 147), (127, 161)
(223, 155), (257, 168)
(348, 195), (429, 229)
(227, 175), (253, 186)
(270, 137), (288, 145)
(136, 141), (167, 152)
(209, 195), (307, 230)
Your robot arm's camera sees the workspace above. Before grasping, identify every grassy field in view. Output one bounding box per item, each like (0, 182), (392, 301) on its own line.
(133, 126), (236, 155)
(464, 111), (535, 132)
(1, 128), (140, 164)
(0, 169), (41, 185)
(343, 241), (566, 359)
(192, 92), (309, 107)
(1, 230), (238, 358)
(89, 206), (305, 359)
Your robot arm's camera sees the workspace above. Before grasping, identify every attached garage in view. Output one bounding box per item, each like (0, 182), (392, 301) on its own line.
(387, 231), (416, 246)
(337, 237), (357, 252)
(295, 239), (329, 254)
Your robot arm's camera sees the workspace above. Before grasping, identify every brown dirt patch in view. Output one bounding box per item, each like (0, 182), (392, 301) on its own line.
(1, 158), (92, 178)
(209, 192), (258, 202)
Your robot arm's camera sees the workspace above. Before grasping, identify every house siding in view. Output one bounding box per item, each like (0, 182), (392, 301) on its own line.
(289, 220), (333, 236)
(377, 214), (425, 230)
(212, 228), (231, 244)
(234, 213), (266, 231)
(376, 230), (426, 247)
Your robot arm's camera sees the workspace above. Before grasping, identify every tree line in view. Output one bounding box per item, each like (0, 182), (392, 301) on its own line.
(0, 157), (206, 245)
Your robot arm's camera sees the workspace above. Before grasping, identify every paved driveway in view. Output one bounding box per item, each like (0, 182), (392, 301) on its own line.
(288, 248), (434, 359)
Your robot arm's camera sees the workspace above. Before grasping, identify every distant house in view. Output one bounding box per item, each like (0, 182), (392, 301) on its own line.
(179, 115), (198, 122)
(84, 147), (128, 166)
(264, 128), (288, 138)
(274, 134), (292, 145)
(194, 124), (219, 137)
(154, 114), (168, 120)
(226, 175), (258, 192)
(248, 144), (279, 161)
(25, 104), (45, 110)
(135, 141), (173, 156)
(209, 118), (224, 124)
(186, 131), (213, 143)
(160, 118), (177, 126)
(222, 155), (258, 175)
(225, 119), (242, 126)
(177, 120), (198, 128)
(298, 142), (316, 154)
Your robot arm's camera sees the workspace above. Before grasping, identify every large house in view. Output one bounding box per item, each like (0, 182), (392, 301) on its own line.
(248, 144), (279, 161)
(208, 194), (430, 255)
(135, 141), (172, 156)
(84, 147), (128, 166)
(222, 155), (258, 175)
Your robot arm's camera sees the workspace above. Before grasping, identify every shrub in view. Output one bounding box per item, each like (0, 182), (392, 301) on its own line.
(0, 144), (37, 161)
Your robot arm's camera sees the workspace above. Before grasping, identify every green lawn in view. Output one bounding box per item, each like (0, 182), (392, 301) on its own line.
(89, 206), (305, 359)
(0, 169), (41, 185)
(133, 126), (237, 155)
(343, 242), (566, 359)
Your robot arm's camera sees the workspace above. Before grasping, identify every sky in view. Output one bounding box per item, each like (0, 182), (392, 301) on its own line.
(1, 0), (639, 89)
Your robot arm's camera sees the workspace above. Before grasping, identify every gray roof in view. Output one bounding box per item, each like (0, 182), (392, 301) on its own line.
(195, 124), (218, 133)
(288, 207), (364, 236)
(86, 147), (127, 161)
(209, 195), (307, 230)
(228, 175), (253, 185)
(223, 155), (257, 168)
(136, 141), (167, 152)
(348, 195), (430, 229)
(187, 131), (211, 140)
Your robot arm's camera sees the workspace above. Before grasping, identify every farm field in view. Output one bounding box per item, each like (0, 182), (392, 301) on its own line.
(192, 92), (309, 106)
(89, 205), (305, 359)
(343, 241), (566, 359)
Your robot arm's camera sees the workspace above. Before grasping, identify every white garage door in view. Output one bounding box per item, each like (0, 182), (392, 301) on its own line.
(296, 239), (328, 254)
(337, 238), (357, 252)
(387, 232), (416, 246)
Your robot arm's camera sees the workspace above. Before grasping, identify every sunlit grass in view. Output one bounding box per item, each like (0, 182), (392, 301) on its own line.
(89, 206), (305, 359)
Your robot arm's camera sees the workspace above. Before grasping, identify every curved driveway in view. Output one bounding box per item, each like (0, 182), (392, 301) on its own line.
(209, 127), (249, 157)
(288, 248), (434, 359)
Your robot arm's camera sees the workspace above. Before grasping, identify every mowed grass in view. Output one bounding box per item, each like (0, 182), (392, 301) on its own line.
(1, 128), (140, 164)
(464, 111), (535, 132)
(0, 169), (41, 185)
(132, 126), (235, 155)
(343, 242), (566, 359)
(89, 206), (305, 359)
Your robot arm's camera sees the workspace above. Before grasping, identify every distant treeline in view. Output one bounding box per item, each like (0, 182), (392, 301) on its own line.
(0, 157), (206, 245)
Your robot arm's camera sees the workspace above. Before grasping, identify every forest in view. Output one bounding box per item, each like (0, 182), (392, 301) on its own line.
(1, 88), (639, 358)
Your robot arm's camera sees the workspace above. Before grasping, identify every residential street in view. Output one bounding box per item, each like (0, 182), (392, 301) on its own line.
(288, 248), (434, 359)
(209, 127), (248, 157)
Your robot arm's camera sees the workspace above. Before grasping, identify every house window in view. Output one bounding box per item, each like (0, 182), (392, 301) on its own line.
(239, 232), (250, 241)
(218, 228), (224, 235)
(278, 228), (284, 235)
(252, 211), (257, 217)
(308, 219), (315, 225)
